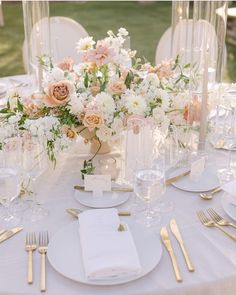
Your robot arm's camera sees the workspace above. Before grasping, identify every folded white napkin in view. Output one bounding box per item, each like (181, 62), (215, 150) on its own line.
(222, 179), (236, 205)
(78, 208), (142, 280)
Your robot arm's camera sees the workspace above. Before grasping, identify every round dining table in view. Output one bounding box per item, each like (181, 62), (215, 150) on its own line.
(0, 74), (236, 295)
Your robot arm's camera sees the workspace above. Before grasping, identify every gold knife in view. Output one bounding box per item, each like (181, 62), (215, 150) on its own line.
(66, 208), (131, 218)
(170, 219), (194, 272)
(0, 227), (23, 243)
(160, 226), (182, 282)
(165, 170), (190, 186)
(74, 185), (133, 192)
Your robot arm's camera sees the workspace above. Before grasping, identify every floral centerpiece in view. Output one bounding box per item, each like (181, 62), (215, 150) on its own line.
(0, 28), (199, 177)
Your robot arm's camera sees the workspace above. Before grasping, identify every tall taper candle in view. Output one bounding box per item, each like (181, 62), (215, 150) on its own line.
(198, 50), (209, 151)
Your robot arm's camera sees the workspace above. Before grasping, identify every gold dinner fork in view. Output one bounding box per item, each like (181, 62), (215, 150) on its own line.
(197, 210), (236, 241)
(207, 208), (236, 229)
(25, 232), (37, 284)
(38, 231), (49, 292)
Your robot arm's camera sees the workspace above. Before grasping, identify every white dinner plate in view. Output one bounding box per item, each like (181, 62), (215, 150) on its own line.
(169, 166), (219, 193)
(221, 193), (236, 221)
(47, 220), (162, 285)
(74, 189), (130, 208)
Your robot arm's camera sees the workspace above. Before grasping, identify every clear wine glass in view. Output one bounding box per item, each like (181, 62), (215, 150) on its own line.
(0, 167), (21, 227)
(20, 132), (49, 221)
(134, 169), (165, 228)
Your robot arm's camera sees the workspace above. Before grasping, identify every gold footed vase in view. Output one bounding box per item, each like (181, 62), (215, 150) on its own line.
(77, 127), (111, 154)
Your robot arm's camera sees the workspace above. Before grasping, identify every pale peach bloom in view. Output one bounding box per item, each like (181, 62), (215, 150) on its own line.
(156, 61), (173, 79)
(57, 57), (74, 72)
(44, 80), (74, 107)
(183, 95), (201, 125)
(107, 80), (126, 95)
(83, 111), (104, 131)
(83, 41), (115, 67)
(90, 82), (100, 96)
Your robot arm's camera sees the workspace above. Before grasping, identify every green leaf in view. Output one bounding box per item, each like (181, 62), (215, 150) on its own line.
(17, 99), (23, 112)
(84, 72), (89, 88)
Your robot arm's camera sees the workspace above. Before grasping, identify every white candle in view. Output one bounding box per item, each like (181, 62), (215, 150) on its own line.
(99, 157), (117, 180)
(198, 49), (209, 151)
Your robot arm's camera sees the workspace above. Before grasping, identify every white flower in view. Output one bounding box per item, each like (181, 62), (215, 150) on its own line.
(95, 92), (116, 116)
(118, 28), (129, 37)
(68, 93), (84, 115)
(43, 67), (64, 86)
(124, 91), (147, 115)
(96, 125), (113, 142)
(76, 37), (95, 52)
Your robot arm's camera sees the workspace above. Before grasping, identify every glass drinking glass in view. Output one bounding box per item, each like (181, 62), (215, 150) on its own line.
(21, 132), (49, 221)
(0, 167), (21, 227)
(134, 169), (165, 228)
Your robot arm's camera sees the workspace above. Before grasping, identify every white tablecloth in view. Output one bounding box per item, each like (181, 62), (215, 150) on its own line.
(0, 75), (236, 295)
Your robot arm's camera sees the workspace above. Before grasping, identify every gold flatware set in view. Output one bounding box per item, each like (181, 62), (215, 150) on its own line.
(25, 231), (49, 292)
(160, 218), (194, 283)
(197, 208), (236, 241)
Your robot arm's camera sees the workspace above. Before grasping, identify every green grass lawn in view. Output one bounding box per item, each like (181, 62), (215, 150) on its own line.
(0, 1), (236, 82)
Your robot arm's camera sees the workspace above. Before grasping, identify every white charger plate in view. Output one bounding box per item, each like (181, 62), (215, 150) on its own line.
(74, 189), (130, 208)
(47, 220), (162, 285)
(169, 167), (219, 193)
(221, 193), (236, 221)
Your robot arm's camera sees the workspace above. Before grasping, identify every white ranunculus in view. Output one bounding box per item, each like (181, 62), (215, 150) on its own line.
(69, 93), (84, 115)
(95, 92), (116, 115)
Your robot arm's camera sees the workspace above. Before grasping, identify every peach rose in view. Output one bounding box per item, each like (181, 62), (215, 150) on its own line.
(44, 80), (74, 107)
(57, 57), (74, 72)
(83, 111), (104, 131)
(108, 80), (126, 95)
(183, 95), (201, 125)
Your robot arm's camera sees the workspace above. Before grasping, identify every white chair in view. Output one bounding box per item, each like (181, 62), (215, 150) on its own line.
(23, 16), (89, 72)
(155, 19), (227, 73)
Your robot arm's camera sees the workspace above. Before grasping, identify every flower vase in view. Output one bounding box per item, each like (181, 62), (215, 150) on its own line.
(77, 126), (111, 154)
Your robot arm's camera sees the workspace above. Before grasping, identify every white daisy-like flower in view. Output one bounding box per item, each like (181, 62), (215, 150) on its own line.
(96, 125), (113, 142)
(76, 36), (95, 52)
(124, 91), (147, 115)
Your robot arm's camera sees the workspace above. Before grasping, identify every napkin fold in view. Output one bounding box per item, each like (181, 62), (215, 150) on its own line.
(222, 179), (236, 205)
(78, 208), (142, 281)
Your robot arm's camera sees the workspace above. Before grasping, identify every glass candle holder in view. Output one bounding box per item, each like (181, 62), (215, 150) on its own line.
(99, 157), (117, 180)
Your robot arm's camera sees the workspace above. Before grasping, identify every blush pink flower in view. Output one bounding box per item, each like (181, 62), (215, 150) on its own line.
(57, 57), (74, 72)
(183, 95), (201, 125)
(156, 60), (173, 79)
(107, 79), (126, 95)
(83, 41), (115, 66)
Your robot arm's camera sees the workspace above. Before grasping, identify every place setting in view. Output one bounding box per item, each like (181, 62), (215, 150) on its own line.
(2, 0), (236, 295)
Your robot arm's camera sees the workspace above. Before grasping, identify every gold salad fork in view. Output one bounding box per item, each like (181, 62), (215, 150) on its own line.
(25, 232), (37, 284)
(38, 231), (49, 292)
(197, 210), (236, 241)
(207, 208), (236, 229)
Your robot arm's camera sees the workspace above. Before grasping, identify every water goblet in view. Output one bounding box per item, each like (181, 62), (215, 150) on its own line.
(0, 167), (21, 227)
(134, 169), (165, 228)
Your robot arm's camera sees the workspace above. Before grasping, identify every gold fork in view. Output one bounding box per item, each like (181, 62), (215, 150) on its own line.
(25, 232), (37, 284)
(38, 231), (49, 292)
(207, 208), (236, 229)
(197, 210), (236, 241)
